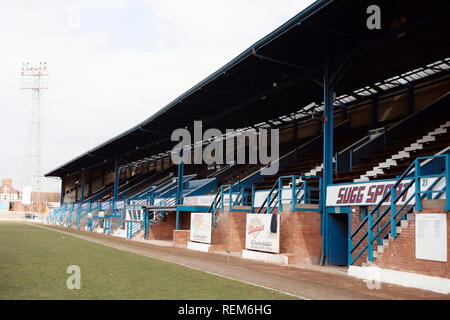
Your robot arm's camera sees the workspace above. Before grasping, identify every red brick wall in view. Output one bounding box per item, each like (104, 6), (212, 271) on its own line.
(349, 205), (412, 266)
(209, 211), (322, 263)
(173, 230), (190, 246)
(350, 207), (368, 266)
(147, 211), (177, 240)
(280, 211), (322, 264)
(374, 211), (449, 278)
(210, 211), (247, 252)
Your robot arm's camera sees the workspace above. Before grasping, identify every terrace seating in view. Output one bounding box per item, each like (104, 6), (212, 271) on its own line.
(254, 125), (374, 190)
(349, 120), (450, 182)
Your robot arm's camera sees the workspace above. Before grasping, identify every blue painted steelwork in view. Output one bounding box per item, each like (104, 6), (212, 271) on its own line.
(348, 154), (449, 266)
(176, 149), (184, 205)
(113, 158), (119, 214)
(145, 209), (149, 240)
(208, 184), (255, 227)
(183, 178), (217, 198)
(175, 207), (180, 231)
(124, 205), (146, 239)
(80, 170), (85, 203)
(321, 73), (334, 266)
(326, 206), (350, 266)
(104, 211), (122, 236)
(257, 175), (322, 214)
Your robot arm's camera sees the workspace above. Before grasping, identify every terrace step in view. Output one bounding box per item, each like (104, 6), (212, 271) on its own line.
(417, 135), (435, 144)
(405, 143), (423, 152)
(429, 128), (447, 136)
(379, 159), (397, 168)
(440, 121), (450, 129)
(392, 151), (410, 160)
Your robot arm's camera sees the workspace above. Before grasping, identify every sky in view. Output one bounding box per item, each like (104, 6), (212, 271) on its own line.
(0, 0), (315, 192)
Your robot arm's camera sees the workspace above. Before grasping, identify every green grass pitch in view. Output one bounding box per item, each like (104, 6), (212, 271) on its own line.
(0, 221), (296, 300)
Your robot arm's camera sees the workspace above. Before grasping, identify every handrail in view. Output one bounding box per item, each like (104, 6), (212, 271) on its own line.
(257, 175), (322, 214)
(349, 154), (449, 265)
(208, 184), (255, 226)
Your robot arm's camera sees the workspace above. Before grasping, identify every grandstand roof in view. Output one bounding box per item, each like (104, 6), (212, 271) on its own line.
(46, 0), (450, 177)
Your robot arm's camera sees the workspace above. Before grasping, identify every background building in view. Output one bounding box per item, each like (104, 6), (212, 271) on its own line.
(0, 177), (59, 213)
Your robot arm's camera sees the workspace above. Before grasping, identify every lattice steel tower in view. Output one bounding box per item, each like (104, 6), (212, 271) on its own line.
(20, 62), (49, 207)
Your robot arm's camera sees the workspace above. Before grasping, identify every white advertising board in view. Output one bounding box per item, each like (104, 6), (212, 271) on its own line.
(190, 212), (212, 244)
(415, 214), (447, 262)
(246, 214), (280, 254)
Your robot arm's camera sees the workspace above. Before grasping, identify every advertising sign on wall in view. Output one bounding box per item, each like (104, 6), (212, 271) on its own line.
(245, 214), (280, 254)
(190, 212), (212, 244)
(326, 177), (445, 207)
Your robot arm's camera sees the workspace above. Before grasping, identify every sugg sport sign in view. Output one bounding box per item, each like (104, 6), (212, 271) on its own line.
(326, 177), (445, 207)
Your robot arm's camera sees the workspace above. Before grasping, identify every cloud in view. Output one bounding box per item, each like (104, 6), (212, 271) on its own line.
(0, 0), (314, 192)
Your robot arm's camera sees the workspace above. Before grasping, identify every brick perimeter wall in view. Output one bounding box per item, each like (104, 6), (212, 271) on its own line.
(210, 211), (247, 252)
(209, 211), (323, 264)
(350, 205), (412, 266)
(374, 210), (449, 279)
(173, 230), (190, 246)
(280, 211), (322, 264)
(147, 211), (177, 240)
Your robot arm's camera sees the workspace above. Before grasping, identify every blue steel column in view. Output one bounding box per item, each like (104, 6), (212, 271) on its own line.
(113, 158), (119, 215)
(322, 72), (334, 265)
(445, 154), (450, 211)
(80, 170), (86, 203)
(176, 148), (184, 230)
(177, 148), (184, 205)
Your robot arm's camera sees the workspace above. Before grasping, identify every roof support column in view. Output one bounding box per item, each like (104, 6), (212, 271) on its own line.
(112, 158), (119, 214)
(323, 74), (334, 187)
(80, 170), (86, 203)
(176, 148), (184, 207)
(321, 71), (334, 266)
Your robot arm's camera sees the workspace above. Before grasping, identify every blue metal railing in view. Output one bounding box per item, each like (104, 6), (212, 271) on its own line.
(126, 220), (144, 239)
(104, 211), (124, 236)
(257, 175), (322, 214)
(349, 154), (449, 265)
(208, 184), (255, 226)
